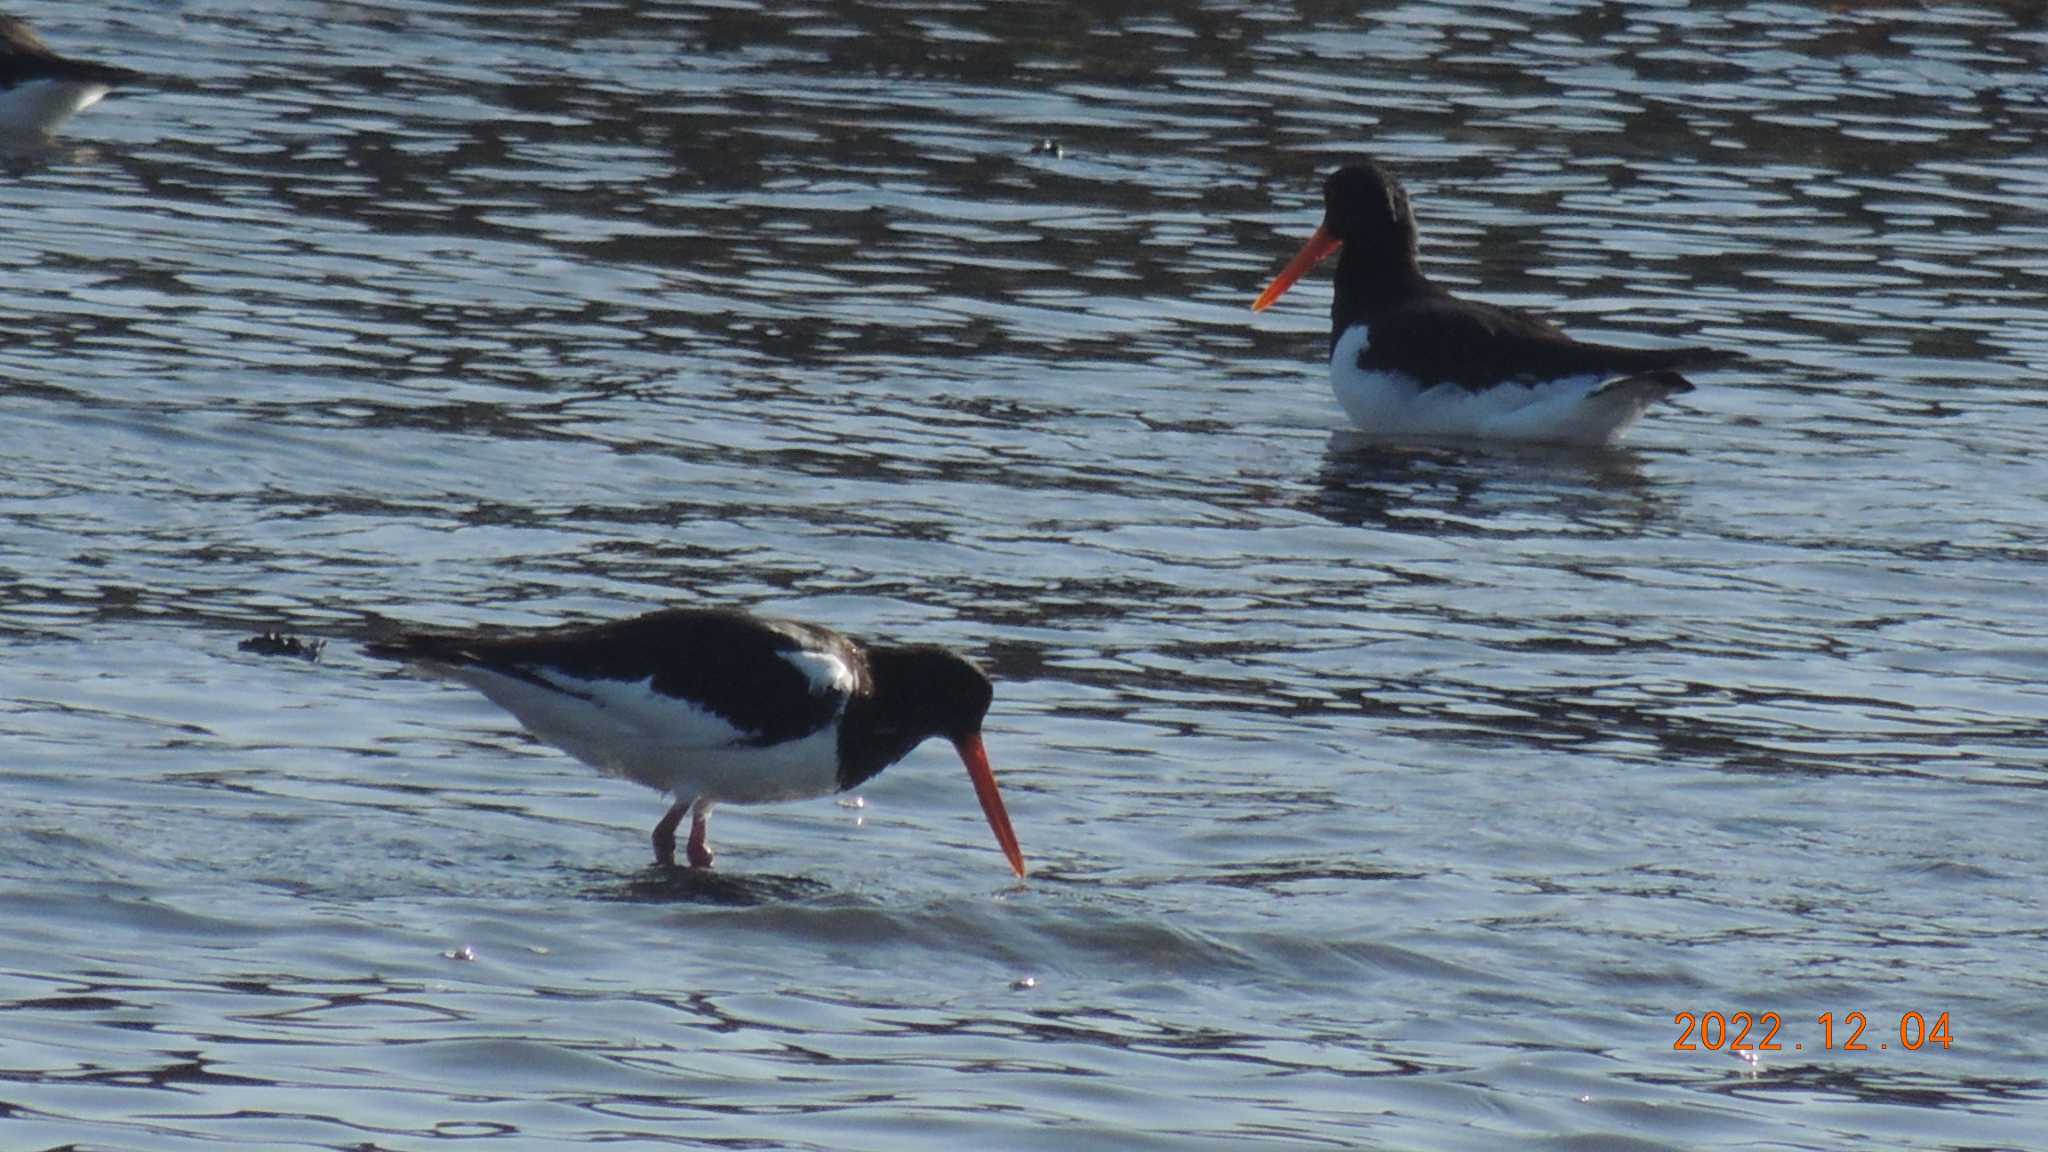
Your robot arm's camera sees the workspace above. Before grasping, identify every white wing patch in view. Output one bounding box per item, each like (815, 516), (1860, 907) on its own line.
(779, 647), (856, 697)
(529, 668), (753, 745)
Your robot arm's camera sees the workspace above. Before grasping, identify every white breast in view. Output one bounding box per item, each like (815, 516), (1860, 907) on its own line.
(445, 664), (848, 805)
(0, 78), (113, 137)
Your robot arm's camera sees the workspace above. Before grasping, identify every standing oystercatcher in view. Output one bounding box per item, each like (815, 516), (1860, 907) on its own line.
(367, 608), (1027, 877)
(1253, 160), (1740, 444)
(0, 15), (144, 138)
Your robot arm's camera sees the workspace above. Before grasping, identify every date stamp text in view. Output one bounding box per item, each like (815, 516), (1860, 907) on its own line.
(1673, 1011), (1953, 1052)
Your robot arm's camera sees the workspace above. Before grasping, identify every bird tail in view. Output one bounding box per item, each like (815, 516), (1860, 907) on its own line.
(1671, 346), (1746, 369)
(1591, 368), (1696, 403)
(362, 631), (469, 665)
(68, 61), (147, 87)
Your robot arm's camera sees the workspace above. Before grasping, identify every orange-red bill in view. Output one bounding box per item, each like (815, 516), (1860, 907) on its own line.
(1251, 224), (1342, 313)
(954, 732), (1026, 878)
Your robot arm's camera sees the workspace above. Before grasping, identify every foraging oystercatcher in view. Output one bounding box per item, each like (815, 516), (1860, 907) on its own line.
(1253, 160), (1741, 445)
(366, 608), (1026, 877)
(0, 14), (144, 138)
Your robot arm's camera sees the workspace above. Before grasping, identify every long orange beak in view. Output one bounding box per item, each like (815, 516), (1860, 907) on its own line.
(954, 732), (1026, 878)
(1251, 223), (1342, 313)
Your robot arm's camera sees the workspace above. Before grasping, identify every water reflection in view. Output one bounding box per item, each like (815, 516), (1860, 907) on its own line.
(0, 139), (108, 172)
(1307, 430), (1665, 535)
(599, 867), (831, 906)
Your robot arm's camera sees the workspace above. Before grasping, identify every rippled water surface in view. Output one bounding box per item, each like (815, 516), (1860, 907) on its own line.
(4, 1), (2046, 1148)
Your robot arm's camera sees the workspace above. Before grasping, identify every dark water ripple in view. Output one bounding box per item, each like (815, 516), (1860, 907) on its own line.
(3, 0), (2046, 1148)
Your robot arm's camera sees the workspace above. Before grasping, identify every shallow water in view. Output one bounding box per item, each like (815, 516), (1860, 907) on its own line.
(3, 1), (2045, 1148)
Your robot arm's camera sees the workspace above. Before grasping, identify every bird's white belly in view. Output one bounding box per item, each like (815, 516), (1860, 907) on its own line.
(448, 666), (844, 805)
(1327, 325), (1646, 446)
(0, 79), (112, 136)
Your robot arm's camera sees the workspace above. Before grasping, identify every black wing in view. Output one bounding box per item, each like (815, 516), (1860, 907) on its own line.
(0, 17), (143, 87)
(1361, 294), (1740, 393)
(367, 609), (863, 746)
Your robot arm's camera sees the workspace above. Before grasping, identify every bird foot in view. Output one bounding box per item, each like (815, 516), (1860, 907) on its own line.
(652, 797), (713, 869)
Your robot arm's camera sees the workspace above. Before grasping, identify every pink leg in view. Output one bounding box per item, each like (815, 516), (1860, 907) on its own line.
(652, 798), (690, 867)
(686, 802), (715, 869)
